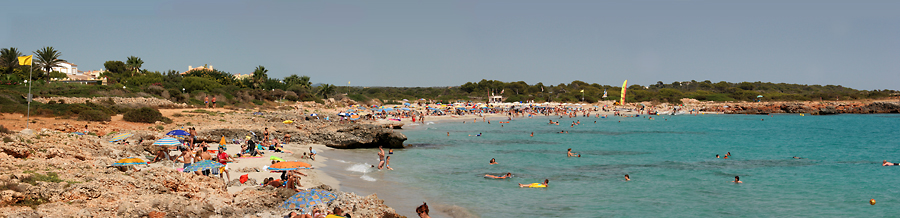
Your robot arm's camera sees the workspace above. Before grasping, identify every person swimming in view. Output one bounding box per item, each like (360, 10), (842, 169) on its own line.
(476, 133), (482, 136)
(489, 158), (498, 165)
(733, 176), (743, 183)
(883, 160), (898, 166)
(484, 172), (512, 179)
(567, 148), (578, 157)
(519, 179), (549, 188)
(625, 174), (630, 181)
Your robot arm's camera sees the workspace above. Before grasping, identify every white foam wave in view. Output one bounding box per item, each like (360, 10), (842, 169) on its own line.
(346, 163), (373, 174)
(333, 159), (349, 163)
(360, 175), (377, 182)
(426, 122), (435, 125)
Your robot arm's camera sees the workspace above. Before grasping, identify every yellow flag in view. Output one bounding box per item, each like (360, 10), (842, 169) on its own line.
(580, 89), (584, 93)
(17, 55), (32, 66)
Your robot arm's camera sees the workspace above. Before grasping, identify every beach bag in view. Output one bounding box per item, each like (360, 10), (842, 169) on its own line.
(240, 174), (249, 184)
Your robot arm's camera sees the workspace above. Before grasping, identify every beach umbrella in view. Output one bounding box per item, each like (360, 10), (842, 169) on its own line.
(268, 161), (313, 171)
(219, 136), (227, 147)
(112, 157), (147, 166)
(109, 133), (133, 142)
(280, 189), (338, 210)
(183, 160), (224, 172)
(757, 95), (763, 98)
(401, 108), (411, 111)
(310, 113), (318, 116)
(350, 114), (360, 120)
(403, 102), (411, 106)
(153, 137), (181, 147)
(283, 120), (294, 124)
(269, 156), (286, 162)
(166, 130), (190, 136)
(71, 132), (85, 135)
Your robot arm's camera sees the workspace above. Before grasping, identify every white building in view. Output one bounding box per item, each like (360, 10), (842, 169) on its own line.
(51, 62), (78, 75)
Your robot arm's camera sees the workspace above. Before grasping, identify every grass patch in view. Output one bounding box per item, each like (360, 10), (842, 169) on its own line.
(22, 172), (65, 184)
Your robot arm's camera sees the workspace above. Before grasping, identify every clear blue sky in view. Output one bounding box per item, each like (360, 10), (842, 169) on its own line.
(2, 1), (898, 90)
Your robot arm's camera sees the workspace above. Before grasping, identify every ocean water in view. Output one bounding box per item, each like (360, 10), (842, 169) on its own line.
(327, 114), (900, 217)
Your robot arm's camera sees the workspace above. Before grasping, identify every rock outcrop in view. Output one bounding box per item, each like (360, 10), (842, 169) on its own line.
(706, 101), (900, 115)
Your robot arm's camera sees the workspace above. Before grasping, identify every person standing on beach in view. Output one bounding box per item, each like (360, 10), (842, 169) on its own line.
(178, 147), (194, 172)
(189, 127), (198, 148)
(217, 149), (233, 181)
(205, 96), (209, 108)
(212, 96), (216, 108)
(264, 127), (270, 143)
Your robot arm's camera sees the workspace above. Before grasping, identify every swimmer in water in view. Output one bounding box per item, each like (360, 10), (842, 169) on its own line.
(519, 179), (549, 188)
(489, 158), (498, 165)
(567, 148), (578, 157)
(476, 133), (482, 136)
(733, 176), (742, 183)
(530, 132), (534, 137)
(625, 174), (630, 181)
(792, 156), (802, 159)
(447, 132), (450, 136)
(716, 154), (720, 158)
(883, 160), (898, 166)
(389, 149), (393, 154)
(485, 172), (512, 179)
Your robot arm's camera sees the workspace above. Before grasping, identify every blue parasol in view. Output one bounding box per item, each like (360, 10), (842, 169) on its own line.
(166, 130), (190, 136)
(281, 189), (338, 210)
(183, 160), (224, 172)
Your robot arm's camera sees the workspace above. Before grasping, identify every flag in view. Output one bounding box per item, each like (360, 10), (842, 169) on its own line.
(348, 81), (351, 85)
(602, 89), (608, 98)
(580, 89), (584, 93)
(500, 89), (504, 94)
(18, 55), (32, 66)
(620, 80), (628, 104)
(541, 86), (544, 92)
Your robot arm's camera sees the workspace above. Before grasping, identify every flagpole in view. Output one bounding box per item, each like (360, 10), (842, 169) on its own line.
(26, 62), (33, 130)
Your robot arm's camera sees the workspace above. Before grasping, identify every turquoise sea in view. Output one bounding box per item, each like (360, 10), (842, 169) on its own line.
(326, 114), (900, 217)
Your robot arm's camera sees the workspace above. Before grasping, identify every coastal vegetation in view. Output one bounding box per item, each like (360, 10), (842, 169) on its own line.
(0, 46), (897, 117)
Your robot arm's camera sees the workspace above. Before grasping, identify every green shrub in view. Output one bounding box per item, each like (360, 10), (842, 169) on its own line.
(77, 110), (111, 122)
(0, 125), (10, 134)
(252, 100), (264, 105)
(123, 107), (169, 123)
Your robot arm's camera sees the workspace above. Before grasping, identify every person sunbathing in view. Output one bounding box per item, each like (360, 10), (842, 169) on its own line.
(484, 173), (512, 179)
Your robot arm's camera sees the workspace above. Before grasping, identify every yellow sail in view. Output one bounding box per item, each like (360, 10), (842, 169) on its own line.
(620, 80), (628, 104)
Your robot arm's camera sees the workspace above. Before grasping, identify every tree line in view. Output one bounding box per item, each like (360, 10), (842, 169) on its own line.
(2, 46), (896, 108)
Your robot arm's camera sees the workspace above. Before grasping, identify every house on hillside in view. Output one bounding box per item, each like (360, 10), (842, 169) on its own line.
(181, 65), (214, 75)
(51, 62), (78, 75)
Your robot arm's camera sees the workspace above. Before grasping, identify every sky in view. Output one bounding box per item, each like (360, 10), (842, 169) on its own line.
(2, 1), (898, 90)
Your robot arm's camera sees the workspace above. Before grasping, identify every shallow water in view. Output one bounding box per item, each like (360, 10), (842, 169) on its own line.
(327, 114), (900, 217)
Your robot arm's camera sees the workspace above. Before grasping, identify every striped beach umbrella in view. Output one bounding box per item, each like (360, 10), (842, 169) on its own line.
(109, 133), (134, 142)
(112, 157), (147, 166)
(268, 161), (312, 171)
(152, 137), (181, 147)
(281, 189), (337, 210)
(183, 160), (224, 172)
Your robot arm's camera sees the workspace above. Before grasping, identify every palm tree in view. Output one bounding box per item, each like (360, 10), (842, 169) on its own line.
(0, 47), (22, 69)
(126, 56), (143, 77)
(251, 65), (268, 89)
(33, 47), (65, 82)
(317, 84), (335, 99)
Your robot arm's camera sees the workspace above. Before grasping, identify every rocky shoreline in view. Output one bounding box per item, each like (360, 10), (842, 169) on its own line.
(0, 128), (403, 218)
(692, 101), (900, 115)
